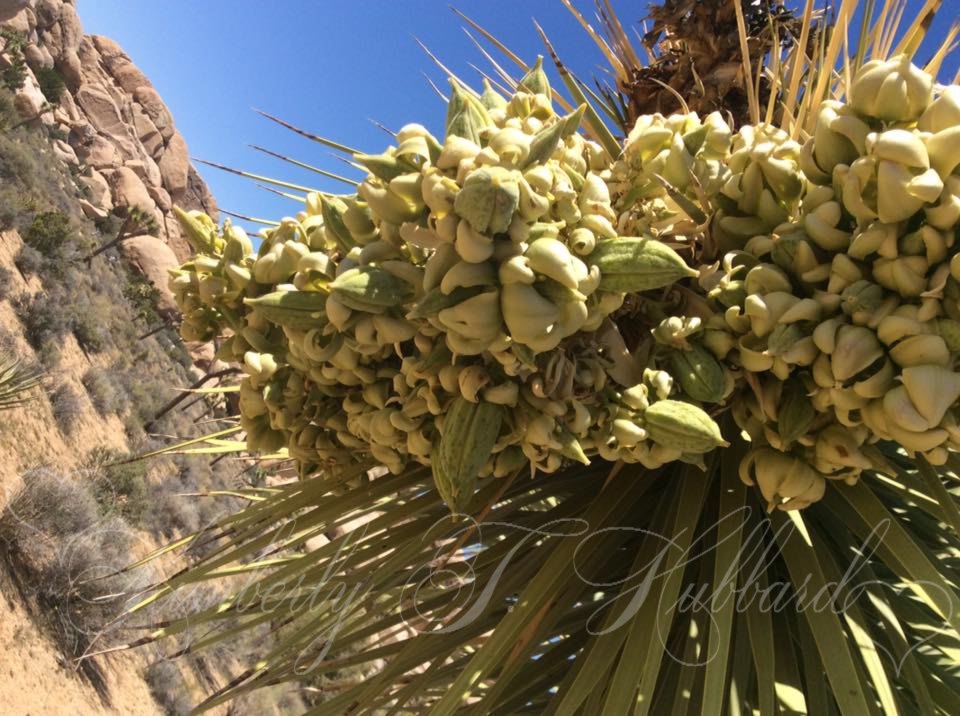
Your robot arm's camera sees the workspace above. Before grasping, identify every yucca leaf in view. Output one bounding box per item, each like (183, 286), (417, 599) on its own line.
(430, 469), (651, 714)
(772, 509), (882, 715)
(744, 536), (777, 716)
(601, 463), (710, 714)
(830, 481), (960, 633)
(0, 357), (41, 410)
(700, 444), (747, 716)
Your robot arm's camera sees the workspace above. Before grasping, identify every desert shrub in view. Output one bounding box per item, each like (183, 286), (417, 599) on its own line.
(93, 212), (122, 236)
(71, 310), (109, 353)
(13, 291), (69, 351)
(0, 469), (147, 691)
(120, 372), (171, 428)
(0, 134), (40, 185)
(0, 265), (13, 298)
(85, 447), (149, 524)
(152, 328), (194, 370)
(144, 660), (192, 716)
(143, 488), (201, 539)
(14, 282), (112, 355)
(35, 67), (64, 105)
(68, 283), (115, 353)
(49, 382), (82, 434)
(81, 366), (123, 415)
(0, 185), (24, 229)
(46, 123), (68, 142)
(22, 210), (71, 258)
(0, 469), (99, 545)
(13, 244), (43, 275)
(0, 87), (19, 130)
(0, 325), (15, 352)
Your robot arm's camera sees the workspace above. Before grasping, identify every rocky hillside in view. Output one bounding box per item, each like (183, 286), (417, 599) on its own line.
(0, 0), (217, 307)
(0, 2), (308, 714)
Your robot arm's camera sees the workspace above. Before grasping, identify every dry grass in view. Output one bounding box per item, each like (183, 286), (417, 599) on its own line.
(0, 468), (150, 699)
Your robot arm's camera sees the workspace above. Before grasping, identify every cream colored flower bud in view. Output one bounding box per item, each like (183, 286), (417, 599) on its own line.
(358, 180), (420, 225)
(883, 385), (933, 432)
(926, 126), (960, 179)
(455, 219), (496, 263)
(926, 181), (960, 230)
(739, 447), (826, 511)
(613, 419), (647, 448)
(900, 365), (960, 427)
(438, 290), (501, 342)
(919, 85), (960, 132)
(523, 165), (554, 193)
(457, 364), (490, 403)
(244, 351), (278, 382)
(488, 127), (531, 166)
(815, 426), (872, 471)
(869, 129), (929, 168)
(621, 384), (649, 411)
(849, 55), (933, 122)
(873, 256), (929, 297)
(644, 368), (674, 400)
(744, 263), (792, 295)
(483, 381), (519, 407)
(526, 414), (560, 448)
(422, 243), (458, 293)
(804, 201), (851, 251)
(808, 103), (858, 177)
(440, 260), (496, 295)
(744, 292), (800, 337)
(877, 312), (931, 345)
(889, 333), (951, 367)
(830, 325), (883, 382)
(848, 222), (899, 260)
(372, 315), (417, 344)
(852, 359), (895, 398)
(501, 282), (560, 340)
(525, 238), (582, 289)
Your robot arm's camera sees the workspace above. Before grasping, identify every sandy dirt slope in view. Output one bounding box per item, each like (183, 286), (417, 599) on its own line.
(0, 228), (161, 715)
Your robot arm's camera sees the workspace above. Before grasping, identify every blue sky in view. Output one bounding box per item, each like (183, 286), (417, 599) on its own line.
(76, 2), (960, 235)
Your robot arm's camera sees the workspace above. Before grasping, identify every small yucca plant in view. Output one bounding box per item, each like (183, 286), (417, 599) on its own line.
(0, 356), (41, 411)
(111, 2), (960, 714)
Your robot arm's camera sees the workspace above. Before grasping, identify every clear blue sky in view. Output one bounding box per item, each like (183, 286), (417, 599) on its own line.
(76, 2), (960, 235)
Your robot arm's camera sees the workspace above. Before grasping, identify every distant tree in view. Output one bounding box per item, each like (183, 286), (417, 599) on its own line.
(35, 67), (65, 105)
(0, 28), (27, 92)
(84, 205), (159, 262)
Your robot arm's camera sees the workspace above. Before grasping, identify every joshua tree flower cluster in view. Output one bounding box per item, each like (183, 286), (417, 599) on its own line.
(171, 56), (960, 512)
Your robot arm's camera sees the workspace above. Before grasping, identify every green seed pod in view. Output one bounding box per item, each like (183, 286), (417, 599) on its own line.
(480, 78), (507, 111)
(589, 237), (698, 292)
(321, 196), (357, 252)
(667, 343), (726, 404)
(777, 379), (817, 447)
(517, 55), (551, 97)
(643, 400), (727, 453)
(341, 198), (378, 244)
(431, 397), (503, 512)
(174, 207), (221, 256)
(244, 290), (328, 330)
(330, 266), (415, 311)
(445, 81), (491, 145)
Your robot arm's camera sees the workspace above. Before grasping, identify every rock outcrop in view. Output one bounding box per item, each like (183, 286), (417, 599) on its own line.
(0, 0), (217, 262)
